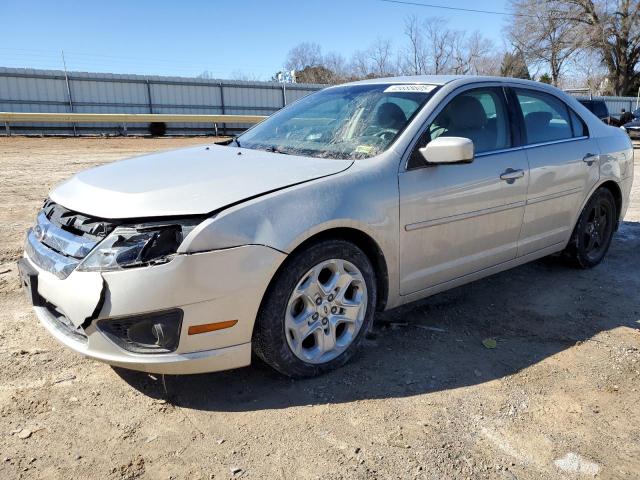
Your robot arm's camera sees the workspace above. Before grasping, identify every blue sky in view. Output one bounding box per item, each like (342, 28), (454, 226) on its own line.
(1, 0), (510, 79)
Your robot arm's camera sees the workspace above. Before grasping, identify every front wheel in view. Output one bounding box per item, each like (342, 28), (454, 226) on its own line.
(563, 187), (617, 268)
(253, 239), (377, 378)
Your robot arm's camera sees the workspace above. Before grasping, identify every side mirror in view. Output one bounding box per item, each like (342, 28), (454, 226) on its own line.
(419, 136), (474, 165)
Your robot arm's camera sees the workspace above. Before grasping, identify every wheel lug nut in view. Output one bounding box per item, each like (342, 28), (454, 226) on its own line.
(328, 294), (334, 302)
(315, 297), (322, 305)
(331, 306), (338, 314)
(312, 312), (319, 320)
(322, 317), (328, 325)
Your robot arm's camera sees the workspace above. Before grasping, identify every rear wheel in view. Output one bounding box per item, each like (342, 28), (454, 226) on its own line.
(253, 239), (376, 378)
(564, 188), (616, 268)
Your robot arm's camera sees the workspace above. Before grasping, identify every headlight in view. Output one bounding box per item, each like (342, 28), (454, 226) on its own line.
(77, 221), (198, 272)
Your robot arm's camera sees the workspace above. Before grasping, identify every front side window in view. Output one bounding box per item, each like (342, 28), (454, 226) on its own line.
(515, 89), (573, 144)
(237, 84), (436, 159)
(409, 87), (511, 168)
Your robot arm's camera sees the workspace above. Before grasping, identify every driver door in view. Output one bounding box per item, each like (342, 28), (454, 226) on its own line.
(398, 86), (529, 295)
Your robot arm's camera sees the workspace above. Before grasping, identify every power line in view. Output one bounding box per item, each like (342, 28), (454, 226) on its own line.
(379, 0), (532, 17)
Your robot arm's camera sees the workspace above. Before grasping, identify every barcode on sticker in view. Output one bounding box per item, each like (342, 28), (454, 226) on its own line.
(383, 84), (437, 93)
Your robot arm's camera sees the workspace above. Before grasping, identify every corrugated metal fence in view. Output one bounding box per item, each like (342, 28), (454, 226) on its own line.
(570, 94), (640, 116)
(0, 67), (324, 135)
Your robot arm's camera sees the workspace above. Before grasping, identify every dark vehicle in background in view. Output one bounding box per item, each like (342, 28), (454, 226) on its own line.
(622, 117), (640, 139)
(578, 99), (619, 126)
(619, 107), (640, 140)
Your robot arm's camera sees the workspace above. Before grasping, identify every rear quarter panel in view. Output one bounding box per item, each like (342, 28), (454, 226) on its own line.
(595, 128), (634, 221)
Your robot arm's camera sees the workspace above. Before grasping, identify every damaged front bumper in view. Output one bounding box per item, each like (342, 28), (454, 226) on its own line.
(19, 241), (286, 374)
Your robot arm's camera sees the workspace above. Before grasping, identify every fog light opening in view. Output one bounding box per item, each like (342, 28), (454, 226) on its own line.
(97, 309), (183, 354)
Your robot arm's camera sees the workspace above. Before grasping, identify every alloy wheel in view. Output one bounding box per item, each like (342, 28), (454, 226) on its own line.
(582, 198), (613, 262)
(284, 259), (368, 364)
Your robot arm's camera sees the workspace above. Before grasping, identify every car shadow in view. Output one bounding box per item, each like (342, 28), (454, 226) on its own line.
(115, 221), (640, 411)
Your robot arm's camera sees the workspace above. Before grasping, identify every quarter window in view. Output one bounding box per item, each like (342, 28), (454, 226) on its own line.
(570, 110), (588, 137)
(515, 89), (573, 144)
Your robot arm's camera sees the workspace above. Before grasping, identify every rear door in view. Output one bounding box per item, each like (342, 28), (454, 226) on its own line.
(398, 86), (529, 295)
(511, 87), (600, 256)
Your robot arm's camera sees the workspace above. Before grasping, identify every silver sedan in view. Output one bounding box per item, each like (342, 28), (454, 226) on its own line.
(20, 76), (634, 377)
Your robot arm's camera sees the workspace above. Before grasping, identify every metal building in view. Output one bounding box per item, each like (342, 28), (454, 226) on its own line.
(0, 67), (324, 135)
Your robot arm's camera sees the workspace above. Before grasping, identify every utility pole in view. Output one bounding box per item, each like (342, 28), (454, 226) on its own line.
(61, 50), (77, 136)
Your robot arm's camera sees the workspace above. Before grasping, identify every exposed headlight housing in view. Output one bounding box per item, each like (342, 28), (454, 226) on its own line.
(77, 221), (198, 272)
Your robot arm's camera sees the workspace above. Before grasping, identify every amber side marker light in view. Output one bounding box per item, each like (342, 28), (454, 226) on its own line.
(188, 320), (238, 335)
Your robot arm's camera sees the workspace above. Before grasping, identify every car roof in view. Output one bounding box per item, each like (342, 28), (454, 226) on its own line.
(342, 75), (553, 89)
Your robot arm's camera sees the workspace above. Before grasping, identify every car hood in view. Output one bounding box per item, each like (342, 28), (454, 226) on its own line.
(50, 144), (353, 219)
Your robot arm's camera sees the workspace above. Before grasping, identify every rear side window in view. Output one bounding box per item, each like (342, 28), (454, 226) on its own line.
(570, 110), (588, 137)
(515, 89), (573, 144)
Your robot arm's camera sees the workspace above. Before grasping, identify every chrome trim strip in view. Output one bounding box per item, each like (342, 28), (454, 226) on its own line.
(25, 230), (79, 279)
(522, 136), (588, 149)
(405, 201), (526, 231)
(475, 146), (523, 158)
(36, 212), (97, 258)
(411, 135), (591, 165)
(475, 136), (589, 158)
(526, 187), (583, 206)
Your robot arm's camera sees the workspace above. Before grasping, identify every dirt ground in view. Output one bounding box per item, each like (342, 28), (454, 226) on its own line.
(0, 137), (639, 480)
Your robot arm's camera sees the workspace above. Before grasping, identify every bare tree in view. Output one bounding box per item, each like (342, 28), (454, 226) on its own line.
(323, 52), (348, 80)
(403, 14), (427, 74)
(562, 48), (611, 92)
(467, 33), (500, 74)
(450, 32), (496, 74)
(506, 0), (581, 86)
(553, 0), (640, 95)
(349, 49), (373, 79)
(229, 69), (263, 82)
(500, 50), (532, 78)
(284, 42), (323, 72)
(277, 16), (500, 83)
(423, 18), (455, 74)
(368, 38), (395, 76)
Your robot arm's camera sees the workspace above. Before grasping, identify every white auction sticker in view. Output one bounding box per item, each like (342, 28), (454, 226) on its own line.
(383, 84), (437, 93)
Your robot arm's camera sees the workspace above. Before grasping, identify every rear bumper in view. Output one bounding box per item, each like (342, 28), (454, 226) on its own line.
(21, 244), (286, 374)
(625, 128), (640, 140)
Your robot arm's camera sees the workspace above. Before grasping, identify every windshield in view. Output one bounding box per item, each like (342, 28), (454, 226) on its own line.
(237, 84), (437, 159)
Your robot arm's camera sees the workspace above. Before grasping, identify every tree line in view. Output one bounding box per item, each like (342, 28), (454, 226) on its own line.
(273, 0), (639, 96)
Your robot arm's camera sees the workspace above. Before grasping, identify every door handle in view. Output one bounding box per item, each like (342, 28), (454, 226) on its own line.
(500, 169), (525, 183)
(582, 153), (599, 166)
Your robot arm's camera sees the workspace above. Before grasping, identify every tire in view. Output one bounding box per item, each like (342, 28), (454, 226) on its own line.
(149, 122), (167, 136)
(253, 239), (377, 378)
(563, 187), (617, 268)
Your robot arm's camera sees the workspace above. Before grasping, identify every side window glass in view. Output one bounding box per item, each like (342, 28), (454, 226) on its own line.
(515, 89), (572, 144)
(570, 110), (588, 137)
(426, 88), (511, 154)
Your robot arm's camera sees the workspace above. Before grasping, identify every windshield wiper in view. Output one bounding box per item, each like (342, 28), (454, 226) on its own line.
(264, 146), (290, 155)
(214, 136), (241, 147)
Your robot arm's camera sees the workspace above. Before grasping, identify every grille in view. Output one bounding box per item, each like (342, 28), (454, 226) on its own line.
(42, 199), (117, 238)
(26, 200), (116, 279)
